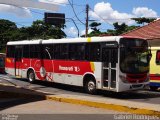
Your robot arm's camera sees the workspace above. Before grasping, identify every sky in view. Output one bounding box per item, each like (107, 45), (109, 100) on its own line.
(0, 0), (159, 38)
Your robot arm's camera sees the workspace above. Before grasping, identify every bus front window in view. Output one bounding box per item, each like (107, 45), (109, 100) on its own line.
(120, 38), (150, 74)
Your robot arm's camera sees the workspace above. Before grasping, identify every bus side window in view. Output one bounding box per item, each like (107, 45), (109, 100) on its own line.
(69, 43), (85, 61)
(59, 44), (68, 60)
(6, 46), (15, 58)
(156, 50), (160, 65)
(85, 43), (100, 62)
(23, 45), (30, 58)
(43, 44), (53, 59)
(69, 44), (76, 60)
(54, 44), (68, 60)
(54, 44), (61, 59)
(30, 45), (41, 59)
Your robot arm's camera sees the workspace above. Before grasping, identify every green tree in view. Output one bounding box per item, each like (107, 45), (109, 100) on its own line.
(86, 22), (103, 37)
(89, 22), (101, 32)
(131, 17), (156, 25)
(0, 19), (20, 51)
(107, 22), (138, 35)
(20, 20), (66, 40)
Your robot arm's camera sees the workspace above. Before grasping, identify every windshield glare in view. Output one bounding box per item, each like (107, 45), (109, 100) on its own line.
(120, 38), (150, 74)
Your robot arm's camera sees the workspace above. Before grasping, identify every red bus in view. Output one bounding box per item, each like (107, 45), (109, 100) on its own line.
(0, 53), (6, 73)
(5, 36), (151, 94)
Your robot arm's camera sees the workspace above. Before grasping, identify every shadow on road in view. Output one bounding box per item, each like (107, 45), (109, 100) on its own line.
(11, 78), (160, 101)
(0, 85), (51, 111)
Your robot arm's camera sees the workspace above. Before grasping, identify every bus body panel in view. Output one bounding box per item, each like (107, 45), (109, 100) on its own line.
(150, 47), (160, 87)
(5, 36), (150, 92)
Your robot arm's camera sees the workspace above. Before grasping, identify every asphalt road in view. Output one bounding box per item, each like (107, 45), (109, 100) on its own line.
(0, 95), (156, 120)
(0, 74), (160, 105)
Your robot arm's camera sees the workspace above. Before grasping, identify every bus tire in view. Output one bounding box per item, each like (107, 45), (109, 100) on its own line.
(150, 86), (158, 91)
(28, 70), (35, 83)
(84, 77), (97, 94)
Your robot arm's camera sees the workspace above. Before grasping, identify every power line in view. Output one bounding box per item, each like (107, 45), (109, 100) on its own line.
(68, 0), (85, 25)
(72, 9), (85, 20)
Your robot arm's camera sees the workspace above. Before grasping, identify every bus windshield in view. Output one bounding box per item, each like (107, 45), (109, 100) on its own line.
(120, 38), (150, 74)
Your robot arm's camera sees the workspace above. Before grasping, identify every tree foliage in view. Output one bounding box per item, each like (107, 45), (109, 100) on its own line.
(0, 19), (20, 51)
(0, 19), (66, 51)
(20, 20), (66, 40)
(107, 22), (138, 35)
(131, 17), (156, 25)
(85, 21), (139, 37)
(86, 22), (104, 37)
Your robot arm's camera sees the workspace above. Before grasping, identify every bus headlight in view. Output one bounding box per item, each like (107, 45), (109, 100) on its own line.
(119, 75), (128, 83)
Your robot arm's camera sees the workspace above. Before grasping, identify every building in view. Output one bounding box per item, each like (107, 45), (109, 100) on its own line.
(122, 19), (160, 46)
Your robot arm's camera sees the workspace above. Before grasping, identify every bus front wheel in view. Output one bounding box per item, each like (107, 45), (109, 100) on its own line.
(84, 78), (97, 94)
(28, 70), (35, 83)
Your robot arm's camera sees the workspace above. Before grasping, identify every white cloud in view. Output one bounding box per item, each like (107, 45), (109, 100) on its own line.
(133, 7), (158, 18)
(68, 27), (77, 36)
(0, 0), (68, 18)
(0, 4), (31, 17)
(89, 2), (158, 25)
(81, 29), (93, 36)
(38, 0), (68, 4)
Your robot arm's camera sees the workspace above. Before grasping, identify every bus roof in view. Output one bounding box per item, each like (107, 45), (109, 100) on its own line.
(7, 36), (145, 45)
(42, 36), (122, 44)
(7, 39), (42, 45)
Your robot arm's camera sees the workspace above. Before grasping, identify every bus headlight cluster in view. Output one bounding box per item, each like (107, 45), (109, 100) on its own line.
(119, 75), (128, 83)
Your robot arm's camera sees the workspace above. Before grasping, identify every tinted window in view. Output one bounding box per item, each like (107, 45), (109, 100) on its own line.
(15, 45), (23, 60)
(85, 43), (100, 61)
(23, 45), (30, 58)
(120, 38), (149, 73)
(30, 45), (41, 58)
(54, 44), (68, 60)
(43, 44), (53, 59)
(69, 43), (85, 60)
(60, 44), (68, 59)
(6, 46), (15, 58)
(156, 50), (160, 65)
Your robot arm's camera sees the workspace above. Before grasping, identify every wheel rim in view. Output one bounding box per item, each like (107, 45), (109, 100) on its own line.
(29, 72), (34, 82)
(88, 81), (96, 92)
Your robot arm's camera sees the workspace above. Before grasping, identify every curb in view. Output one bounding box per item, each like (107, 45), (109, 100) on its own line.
(46, 95), (160, 117)
(0, 83), (160, 117)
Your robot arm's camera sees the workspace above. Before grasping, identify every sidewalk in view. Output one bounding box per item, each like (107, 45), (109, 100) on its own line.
(0, 83), (160, 117)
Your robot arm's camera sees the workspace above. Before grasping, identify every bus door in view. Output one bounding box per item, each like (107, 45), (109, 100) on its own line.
(15, 46), (23, 77)
(42, 44), (54, 81)
(102, 45), (118, 90)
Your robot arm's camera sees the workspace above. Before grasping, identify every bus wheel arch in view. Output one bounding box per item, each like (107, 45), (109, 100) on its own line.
(83, 74), (97, 94)
(27, 68), (36, 83)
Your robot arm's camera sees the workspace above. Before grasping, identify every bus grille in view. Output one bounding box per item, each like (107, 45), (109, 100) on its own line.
(126, 73), (147, 83)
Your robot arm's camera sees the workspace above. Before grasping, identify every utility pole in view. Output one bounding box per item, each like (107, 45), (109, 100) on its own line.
(85, 4), (89, 37)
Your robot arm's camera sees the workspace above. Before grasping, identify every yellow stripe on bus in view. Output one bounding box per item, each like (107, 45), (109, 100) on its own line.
(150, 80), (160, 83)
(90, 62), (95, 72)
(6, 58), (11, 63)
(87, 38), (91, 42)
